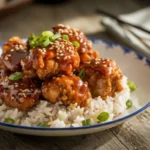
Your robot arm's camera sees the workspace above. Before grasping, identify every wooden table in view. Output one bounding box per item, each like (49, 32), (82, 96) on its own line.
(0, 0), (149, 149)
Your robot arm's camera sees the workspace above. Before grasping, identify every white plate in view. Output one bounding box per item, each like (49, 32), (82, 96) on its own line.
(0, 38), (149, 136)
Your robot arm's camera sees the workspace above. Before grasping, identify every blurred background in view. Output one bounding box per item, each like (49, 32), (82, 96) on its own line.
(0, 0), (150, 50)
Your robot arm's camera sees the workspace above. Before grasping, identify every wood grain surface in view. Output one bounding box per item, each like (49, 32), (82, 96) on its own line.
(0, 0), (149, 150)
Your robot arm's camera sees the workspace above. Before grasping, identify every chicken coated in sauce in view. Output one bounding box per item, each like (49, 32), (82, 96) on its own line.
(0, 72), (41, 111)
(0, 24), (126, 112)
(21, 39), (80, 80)
(42, 75), (91, 107)
(53, 24), (98, 63)
(0, 37), (27, 72)
(2, 36), (27, 53)
(78, 58), (124, 99)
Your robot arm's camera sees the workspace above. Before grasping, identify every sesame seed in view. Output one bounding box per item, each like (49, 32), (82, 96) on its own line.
(81, 48), (86, 53)
(64, 29), (69, 33)
(19, 45), (24, 50)
(61, 45), (64, 49)
(64, 56), (67, 60)
(4, 56), (8, 61)
(83, 42), (86, 46)
(55, 40), (59, 43)
(69, 30), (72, 33)
(4, 77), (8, 82)
(16, 47), (20, 50)
(59, 53), (64, 56)
(11, 96), (15, 100)
(20, 89), (24, 92)
(15, 85), (19, 88)
(58, 29), (63, 33)
(18, 93), (23, 97)
(76, 37), (79, 40)
(58, 24), (64, 27)
(80, 39), (83, 43)
(75, 32), (79, 36)
(10, 49), (14, 52)
(86, 61), (90, 64)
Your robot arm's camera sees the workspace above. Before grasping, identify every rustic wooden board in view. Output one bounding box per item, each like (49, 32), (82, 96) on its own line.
(0, 0), (149, 150)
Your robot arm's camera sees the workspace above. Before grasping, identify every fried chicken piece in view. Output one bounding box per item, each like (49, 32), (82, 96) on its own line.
(42, 75), (91, 106)
(21, 39), (80, 80)
(0, 57), (6, 70)
(0, 37), (28, 72)
(20, 52), (37, 78)
(79, 58), (124, 99)
(53, 24), (98, 63)
(2, 36), (27, 53)
(0, 75), (41, 111)
(0, 49), (27, 72)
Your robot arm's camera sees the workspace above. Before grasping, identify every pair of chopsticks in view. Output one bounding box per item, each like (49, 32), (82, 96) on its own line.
(96, 9), (150, 49)
(96, 9), (150, 34)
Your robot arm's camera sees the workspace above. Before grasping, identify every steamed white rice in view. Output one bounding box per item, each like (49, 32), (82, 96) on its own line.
(0, 76), (130, 127)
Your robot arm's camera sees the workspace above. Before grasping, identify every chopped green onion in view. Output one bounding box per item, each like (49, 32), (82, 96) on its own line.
(8, 72), (23, 81)
(37, 123), (50, 127)
(82, 120), (86, 126)
(42, 31), (54, 37)
(62, 35), (69, 41)
(82, 119), (91, 126)
(78, 69), (85, 79)
(40, 38), (51, 47)
(28, 35), (42, 49)
(126, 99), (132, 109)
(28, 34), (36, 48)
(33, 36), (41, 42)
(29, 41), (36, 49)
(38, 36), (48, 43)
(29, 33), (35, 40)
(51, 33), (61, 41)
(4, 118), (15, 124)
(30, 41), (35, 45)
(127, 81), (136, 92)
(72, 41), (80, 48)
(97, 112), (109, 122)
(28, 31), (60, 49)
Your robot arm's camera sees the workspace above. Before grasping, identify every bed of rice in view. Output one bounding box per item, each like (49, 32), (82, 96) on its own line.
(0, 76), (130, 127)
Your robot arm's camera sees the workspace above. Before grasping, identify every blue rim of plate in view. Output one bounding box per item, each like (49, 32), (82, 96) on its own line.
(0, 38), (149, 131)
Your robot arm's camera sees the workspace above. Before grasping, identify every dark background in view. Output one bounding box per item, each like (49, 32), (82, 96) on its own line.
(0, 0), (149, 42)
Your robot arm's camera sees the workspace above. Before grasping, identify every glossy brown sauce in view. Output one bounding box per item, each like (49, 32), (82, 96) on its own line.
(0, 76), (41, 110)
(2, 50), (27, 72)
(59, 76), (90, 106)
(0, 25), (124, 111)
(53, 24), (99, 63)
(42, 75), (91, 107)
(79, 59), (124, 99)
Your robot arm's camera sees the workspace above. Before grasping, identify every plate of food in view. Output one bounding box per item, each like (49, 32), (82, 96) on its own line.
(0, 24), (149, 136)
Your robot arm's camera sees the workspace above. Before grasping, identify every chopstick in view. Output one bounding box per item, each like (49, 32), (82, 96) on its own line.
(123, 24), (150, 49)
(96, 9), (150, 34)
